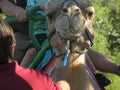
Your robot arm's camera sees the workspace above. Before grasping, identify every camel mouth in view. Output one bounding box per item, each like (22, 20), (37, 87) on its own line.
(56, 29), (85, 40)
(55, 12), (86, 40)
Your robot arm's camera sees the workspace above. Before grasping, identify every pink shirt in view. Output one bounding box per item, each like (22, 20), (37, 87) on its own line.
(0, 61), (62, 90)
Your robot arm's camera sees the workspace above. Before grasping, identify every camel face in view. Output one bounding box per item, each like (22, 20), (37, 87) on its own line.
(55, 0), (86, 40)
(46, 0), (95, 53)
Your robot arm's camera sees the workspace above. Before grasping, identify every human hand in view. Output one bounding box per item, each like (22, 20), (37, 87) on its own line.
(57, 80), (70, 90)
(14, 7), (28, 22)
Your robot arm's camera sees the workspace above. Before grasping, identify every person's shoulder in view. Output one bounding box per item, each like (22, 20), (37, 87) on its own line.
(17, 64), (49, 79)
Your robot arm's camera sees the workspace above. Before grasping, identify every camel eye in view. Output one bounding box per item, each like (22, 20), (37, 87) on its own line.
(84, 7), (95, 20)
(62, 8), (68, 13)
(88, 12), (93, 17)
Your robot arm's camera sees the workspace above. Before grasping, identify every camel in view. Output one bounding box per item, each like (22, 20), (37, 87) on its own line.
(44, 0), (105, 90)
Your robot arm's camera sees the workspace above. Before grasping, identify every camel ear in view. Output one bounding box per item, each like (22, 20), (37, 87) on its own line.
(86, 0), (92, 4)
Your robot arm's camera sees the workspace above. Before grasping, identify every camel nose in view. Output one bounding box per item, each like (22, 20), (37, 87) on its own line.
(62, 5), (81, 14)
(71, 5), (81, 12)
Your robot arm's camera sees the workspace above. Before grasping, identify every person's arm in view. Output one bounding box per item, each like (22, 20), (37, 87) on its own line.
(87, 48), (120, 76)
(0, 0), (27, 22)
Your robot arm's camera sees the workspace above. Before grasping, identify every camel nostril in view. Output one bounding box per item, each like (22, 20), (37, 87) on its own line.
(73, 5), (81, 12)
(75, 8), (80, 13)
(76, 8), (80, 12)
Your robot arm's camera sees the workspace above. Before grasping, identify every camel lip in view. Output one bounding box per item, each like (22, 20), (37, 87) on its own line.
(70, 33), (82, 37)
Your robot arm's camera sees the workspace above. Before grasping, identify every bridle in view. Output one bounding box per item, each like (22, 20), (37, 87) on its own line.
(47, 0), (94, 66)
(48, 27), (94, 66)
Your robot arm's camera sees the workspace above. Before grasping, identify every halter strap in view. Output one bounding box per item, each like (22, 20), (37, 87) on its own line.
(85, 28), (94, 47)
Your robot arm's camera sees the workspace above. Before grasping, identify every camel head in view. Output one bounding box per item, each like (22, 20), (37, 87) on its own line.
(46, 0), (95, 55)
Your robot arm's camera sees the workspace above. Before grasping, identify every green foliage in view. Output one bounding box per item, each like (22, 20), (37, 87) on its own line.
(91, 0), (120, 90)
(0, 13), (6, 19)
(93, 0), (120, 54)
(91, 33), (110, 55)
(104, 73), (120, 90)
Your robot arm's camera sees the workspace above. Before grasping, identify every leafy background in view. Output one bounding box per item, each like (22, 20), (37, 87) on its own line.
(92, 0), (120, 89)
